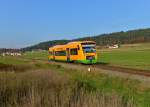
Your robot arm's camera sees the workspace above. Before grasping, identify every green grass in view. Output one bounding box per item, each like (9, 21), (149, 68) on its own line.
(0, 56), (29, 65)
(0, 53), (150, 107)
(0, 43), (149, 71)
(0, 51), (48, 65)
(23, 51), (48, 60)
(0, 43), (149, 107)
(53, 64), (150, 107)
(22, 43), (150, 70)
(99, 43), (150, 70)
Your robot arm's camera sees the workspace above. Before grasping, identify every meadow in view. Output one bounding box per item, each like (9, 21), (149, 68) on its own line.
(99, 43), (150, 70)
(0, 43), (150, 107)
(0, 59), (150, 107)
(22, 43), (150, 71)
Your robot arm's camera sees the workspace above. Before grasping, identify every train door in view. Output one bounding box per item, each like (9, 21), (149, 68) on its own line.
(53, 50), (55, 60)
(66, 48), (70, 62)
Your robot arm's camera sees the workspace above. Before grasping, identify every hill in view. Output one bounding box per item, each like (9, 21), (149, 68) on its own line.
(22, 28), (150, 51)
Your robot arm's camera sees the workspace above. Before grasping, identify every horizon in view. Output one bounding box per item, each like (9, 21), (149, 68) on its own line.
(0, 0), (150, 48)
(0, 27), (149, 49)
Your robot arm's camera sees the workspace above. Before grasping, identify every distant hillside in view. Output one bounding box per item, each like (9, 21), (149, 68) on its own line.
(22, 28), (150, 51)
(22, 40), (70, 51)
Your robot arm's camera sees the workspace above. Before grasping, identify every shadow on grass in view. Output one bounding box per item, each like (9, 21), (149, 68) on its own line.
(49, 60), (109, 66)
(96, 62), (109, 65)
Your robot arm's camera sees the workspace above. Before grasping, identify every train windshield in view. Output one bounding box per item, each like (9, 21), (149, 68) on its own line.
(82, 44), (96, 53)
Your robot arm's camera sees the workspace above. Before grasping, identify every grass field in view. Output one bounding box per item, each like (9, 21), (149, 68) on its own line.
(99, 43), (150, 70)
(0, 43), (150, 107)
(22, 43), (150, 71)
(1, 43), (149, 70)
(0, 58), (150, 107)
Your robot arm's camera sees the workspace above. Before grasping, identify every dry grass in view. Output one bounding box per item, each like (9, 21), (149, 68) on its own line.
(0, 49), (150, 107)
(0, 63), (33, 72)
(0, 69), (135, 107)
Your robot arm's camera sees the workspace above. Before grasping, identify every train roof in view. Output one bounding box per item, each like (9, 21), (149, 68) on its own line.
(49, 41), (96, 49)
(67, 41), (96, 44)
(50, 45), (65, 48)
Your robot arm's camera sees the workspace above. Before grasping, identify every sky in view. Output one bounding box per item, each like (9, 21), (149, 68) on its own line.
(0, 0), (150, 48)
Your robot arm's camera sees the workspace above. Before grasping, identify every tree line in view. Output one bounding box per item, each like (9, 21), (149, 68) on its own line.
(21, 28), (150, 51)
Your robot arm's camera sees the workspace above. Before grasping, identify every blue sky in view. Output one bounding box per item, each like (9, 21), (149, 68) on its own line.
(0, 0), (150, 48)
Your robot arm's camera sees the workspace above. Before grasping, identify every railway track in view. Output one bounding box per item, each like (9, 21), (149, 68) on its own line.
(25, 58), (150, 78)
(50, 61), (150, 77)
(85, 63), (150, 77)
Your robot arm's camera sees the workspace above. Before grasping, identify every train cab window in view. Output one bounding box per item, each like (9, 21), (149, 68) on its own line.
(70, 48), (78, 55)
(82, 44), (96, 53)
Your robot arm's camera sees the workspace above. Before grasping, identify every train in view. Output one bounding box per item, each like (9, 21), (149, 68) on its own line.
(48, 41), (97, 64)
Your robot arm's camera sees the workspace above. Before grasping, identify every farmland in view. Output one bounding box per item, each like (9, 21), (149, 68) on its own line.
(21, 43), (150, 71)
(0, 58), (150, 107)
(0, 43), (150, 107)
(23, 43), (150, 71)
(99, 43), (150, 70)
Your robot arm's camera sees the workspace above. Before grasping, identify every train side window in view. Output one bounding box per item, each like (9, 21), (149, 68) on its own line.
(70, 48), (78, 55)
(49, 51), (53, 55)
(55, 51), (66, 56)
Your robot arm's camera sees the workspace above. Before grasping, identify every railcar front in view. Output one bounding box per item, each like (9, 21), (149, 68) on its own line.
(77, 41), (97, 64)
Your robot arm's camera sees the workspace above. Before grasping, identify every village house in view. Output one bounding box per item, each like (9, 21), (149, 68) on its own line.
(108, 44), (120, 49)
(1, 52), (22, 56)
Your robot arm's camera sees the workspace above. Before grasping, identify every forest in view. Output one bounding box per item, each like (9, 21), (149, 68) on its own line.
(4, 28), (150, 52)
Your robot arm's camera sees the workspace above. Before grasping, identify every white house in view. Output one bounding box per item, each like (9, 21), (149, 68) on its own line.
(1, 52), (22, 56)
(1, 53), (6, 57)
(108, 44), (119, 49)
